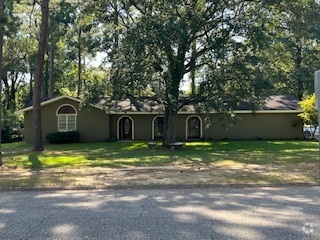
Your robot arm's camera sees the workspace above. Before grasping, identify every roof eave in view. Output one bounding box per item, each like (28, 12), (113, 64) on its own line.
(14, 95), (81, 115)
(107, 109), (302, 114)
(233, 110), (302, 114)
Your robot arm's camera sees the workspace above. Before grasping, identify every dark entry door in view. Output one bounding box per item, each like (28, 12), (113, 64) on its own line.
(119, 117), (132, 140)
(188, 116), (201, 139)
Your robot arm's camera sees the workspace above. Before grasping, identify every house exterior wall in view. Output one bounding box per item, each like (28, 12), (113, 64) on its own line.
(23, 99), (110, 143)
(109, 112), (303, 141)
(110, 114), (156, 140)
(110, 114), (197, 141)
(21, 97), (303, 143)
(202, 112), (303, 140)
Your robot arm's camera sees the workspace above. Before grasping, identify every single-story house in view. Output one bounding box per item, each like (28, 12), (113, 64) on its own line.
(15, 95), (303, 143)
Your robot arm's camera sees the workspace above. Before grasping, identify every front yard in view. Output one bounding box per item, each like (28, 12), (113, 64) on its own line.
(0, 140), (319, 189)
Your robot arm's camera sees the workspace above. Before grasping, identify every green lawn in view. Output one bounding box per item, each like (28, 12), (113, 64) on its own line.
(2, 140), (319, 169)
(1, 140), (319, 188)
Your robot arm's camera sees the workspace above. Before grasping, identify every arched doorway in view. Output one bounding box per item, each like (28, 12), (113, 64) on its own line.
(118, 116), (134, 140)
(186, 116), (202, 140)
(152, 115), (164, 140)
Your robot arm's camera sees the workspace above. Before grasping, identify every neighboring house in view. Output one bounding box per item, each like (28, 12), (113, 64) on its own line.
(15, 95), (303, 143)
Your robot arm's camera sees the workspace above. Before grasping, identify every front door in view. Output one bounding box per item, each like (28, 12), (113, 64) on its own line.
(188, 116), (201, 139)
(119, 117), (132, 140)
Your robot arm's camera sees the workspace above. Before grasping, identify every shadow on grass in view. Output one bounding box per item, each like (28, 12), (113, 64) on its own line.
(29, 153), (43, 169)
(3, 140), (319, 169)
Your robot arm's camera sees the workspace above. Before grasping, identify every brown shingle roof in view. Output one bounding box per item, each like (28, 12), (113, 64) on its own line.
(263, 95), (301, 110)
(95, 95), (301, 113)
(15, 95), (301, 115)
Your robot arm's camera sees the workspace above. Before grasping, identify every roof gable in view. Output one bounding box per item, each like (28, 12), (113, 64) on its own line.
(15, 95), (102, 115)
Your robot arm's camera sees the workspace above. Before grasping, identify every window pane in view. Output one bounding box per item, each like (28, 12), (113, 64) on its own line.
(67, 115), (76, 131)
(58, 115), (67, 131)
(58, 106), (76, 114)
(58, 115), (77, 132)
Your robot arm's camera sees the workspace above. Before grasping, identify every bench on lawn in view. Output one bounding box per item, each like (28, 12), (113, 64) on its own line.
(169, 142), (185, 150)
(147, 142), (158, 149)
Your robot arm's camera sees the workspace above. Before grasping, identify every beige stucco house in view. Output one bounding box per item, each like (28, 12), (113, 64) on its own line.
(15, 95), (303, 143)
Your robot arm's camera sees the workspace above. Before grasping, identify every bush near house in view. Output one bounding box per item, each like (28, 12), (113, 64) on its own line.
(46, 131), (80, 144)
(299, 94), (317, 126)
(1, 112), (23, 143)
(1, 126), (23, 143)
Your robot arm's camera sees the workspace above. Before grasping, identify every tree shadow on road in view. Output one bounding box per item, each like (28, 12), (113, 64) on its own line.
(0, 187), (319, 239)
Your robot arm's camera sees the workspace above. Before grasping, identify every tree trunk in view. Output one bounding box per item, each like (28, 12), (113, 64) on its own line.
(0, 0), (4, 165)
(41, 59), (47, 99)
(190, 41), (196, 96)
(295, 39), (303, 101)
(3, 74), (10, 110)
(10, 79), (16, 111)
(29, 71), (33, 102)
(162, 71), (181, 147)
(162, 108), (177, 147)
(33, 0), (50, 152)
(49, 42), (54, 98)
(42, 49), (50, 99)
(161, 51), (186, 146)
(77, 27), (82, 97)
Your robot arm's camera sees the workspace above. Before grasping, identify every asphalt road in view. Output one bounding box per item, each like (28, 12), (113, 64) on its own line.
(0, 186), (319, 240)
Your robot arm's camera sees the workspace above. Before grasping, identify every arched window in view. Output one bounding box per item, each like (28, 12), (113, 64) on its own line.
(56, 105), (77, 132)
(153, 116), (164, 140)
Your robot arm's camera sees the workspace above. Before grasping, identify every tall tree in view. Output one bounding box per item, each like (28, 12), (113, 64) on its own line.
(64, 0), (102, 97)
(2, 37), (29, 111)
(267, 0), (320, 99)
(47, 0), (77, 98)
(33, 0), (50, 152)
(101, 0), (269, 146)
(0, 0), (4, 165)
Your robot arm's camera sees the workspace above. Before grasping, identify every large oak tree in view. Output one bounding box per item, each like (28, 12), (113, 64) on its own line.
(98, 0), (273, 146)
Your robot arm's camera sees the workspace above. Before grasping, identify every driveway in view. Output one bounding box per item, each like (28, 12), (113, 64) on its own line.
(0, 186), (319, 239)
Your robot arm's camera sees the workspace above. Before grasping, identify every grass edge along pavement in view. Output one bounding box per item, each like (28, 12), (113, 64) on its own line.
(0, 140), (319, 190)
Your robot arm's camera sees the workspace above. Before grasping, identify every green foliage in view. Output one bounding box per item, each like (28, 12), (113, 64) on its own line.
(1, 110), (23, 143)
(265, 0), (320, 99)
(94, 0), (276, 144)
(105, 136), (117, 142)
(3, 0), (320, 146)
(79, 67), (111, 106)
(46, 131), (80, 144)
(298, 94), (318, 126)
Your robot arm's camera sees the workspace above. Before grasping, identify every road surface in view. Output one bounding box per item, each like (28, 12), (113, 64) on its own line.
(0, 186), (319, 239)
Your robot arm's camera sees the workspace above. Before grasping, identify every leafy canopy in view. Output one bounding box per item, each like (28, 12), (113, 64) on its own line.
(298, 94), (318, 127)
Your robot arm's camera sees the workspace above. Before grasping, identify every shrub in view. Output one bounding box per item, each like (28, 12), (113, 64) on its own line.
(105, 136), (117, 142)
(298, 94), (317, 126)
(1, 112), (23, 143)
(46, 131), (80, 144)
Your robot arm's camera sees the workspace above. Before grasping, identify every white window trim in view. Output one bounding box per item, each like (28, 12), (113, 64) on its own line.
(56, 104), (77, 132)
(152, 115), (164, 140)
(185, 115), (203, 140)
